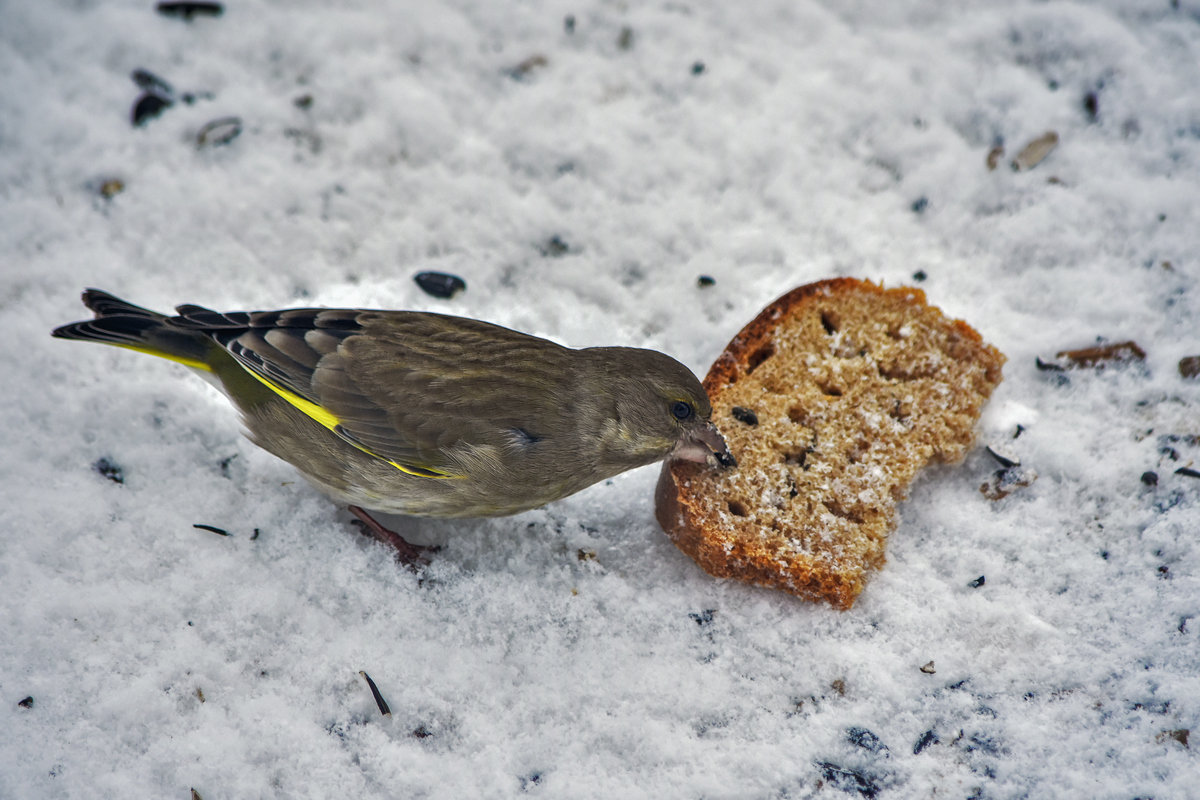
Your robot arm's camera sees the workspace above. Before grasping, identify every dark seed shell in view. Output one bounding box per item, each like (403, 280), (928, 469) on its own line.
(93, 457), (124, 484)
(131, 93), (172, 127)
(731, 406), (758, 426)
(156, 2), (224, 19)
(413, 271), (466, 299)
(359, 671), (391, 716)
(913, 729), (939, 755)
(131, 68), (174, 96)
(196, 116), (242, 148)
(986, 443), (1020, 468)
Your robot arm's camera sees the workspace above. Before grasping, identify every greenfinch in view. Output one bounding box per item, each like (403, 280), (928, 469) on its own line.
(53, 290), (732, 528)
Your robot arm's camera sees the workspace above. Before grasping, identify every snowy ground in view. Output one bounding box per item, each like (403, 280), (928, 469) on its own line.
(3, 0), (1199, 797)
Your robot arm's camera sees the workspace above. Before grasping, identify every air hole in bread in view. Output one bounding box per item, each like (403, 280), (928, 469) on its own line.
(727, 500), (748, 517)
(784, 450), (808, 467)
(820, 310), (839, 335)
(745, 342), (775, 376)
(825, 499), (864, 524)
(787, 405), (810, 425)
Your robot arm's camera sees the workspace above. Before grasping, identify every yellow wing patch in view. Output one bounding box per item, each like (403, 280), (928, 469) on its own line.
(114, 343), (214, 373)
(237, 363), (463, 480)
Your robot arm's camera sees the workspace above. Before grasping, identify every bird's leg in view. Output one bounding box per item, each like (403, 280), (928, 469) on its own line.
(347, 505), (440, 566)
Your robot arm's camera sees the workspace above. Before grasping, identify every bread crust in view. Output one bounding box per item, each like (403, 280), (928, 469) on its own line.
(656, 278), (1004, 609)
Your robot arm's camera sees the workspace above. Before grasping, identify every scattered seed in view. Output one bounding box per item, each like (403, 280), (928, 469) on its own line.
(251, 528), (261, 541)
(412, 725), (433, 739)
(98, 178), (125, 199)
(131, 93), (172, 127)
(195, 687), (205, 703)
(293, 94), (313, 109)
(617, 26), (634, 50)
(18, 696), (34, 709)
(980, 466), (1038, 500)
(731, 406), (758, 426)
(691, 61), (706, 75)
(986, 443), (1020, 468)
(576, 548), (596, 562)
(1176, 467), (1200, 479)
(1083, 91), (1099, 121)
(830, 678), (847, 695)
(689, 609), (715, 626)
(969, 575), (985, 588)
(564, 15), (575, 34)
(1179, 356), (1200, 379)
(93, 457), (124, 484)
(911, 196), (929, 214)
(414, 271), (466, 299)
(912, 270), (927, 282)
(920, 661), (936, 674)
(697, 275), (716, 288)
(131, 68), (173, 96)
(156, 1), (223, 19)
(538, 235), (570, 257)
(192, 523), (230, 537)
(1011, 131), (1059, 171)
(817, 762), (879, 798)
(196, 116), (242, 148)
(359, 671), (391, 716)
(1141, 471), (1159, 486)
(847, 727), (889, 756)
(179, 90), (213, 105)
(508, 54), (548, 80)
(913, 729), (939, 754)
(986, 145), (1004, 171)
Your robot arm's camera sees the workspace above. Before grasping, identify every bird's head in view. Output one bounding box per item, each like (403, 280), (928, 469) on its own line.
(582, 347), (734, 472)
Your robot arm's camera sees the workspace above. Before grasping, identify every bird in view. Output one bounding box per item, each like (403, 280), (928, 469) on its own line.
(53, 289), (733, 559)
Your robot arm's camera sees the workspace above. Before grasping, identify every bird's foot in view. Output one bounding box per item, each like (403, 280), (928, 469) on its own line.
(347, 505), (441, 567)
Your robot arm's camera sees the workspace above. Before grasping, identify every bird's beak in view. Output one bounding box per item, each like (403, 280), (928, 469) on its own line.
(672, 421), (736, 469)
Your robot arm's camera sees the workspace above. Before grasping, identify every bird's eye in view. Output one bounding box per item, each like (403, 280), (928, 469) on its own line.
(671, 400), (694, 421)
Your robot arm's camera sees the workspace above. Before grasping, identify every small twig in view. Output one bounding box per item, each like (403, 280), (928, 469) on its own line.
(192, 523), (230, 537)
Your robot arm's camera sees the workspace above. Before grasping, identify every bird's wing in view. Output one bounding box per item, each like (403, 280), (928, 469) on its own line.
(173, 305), (572, 478)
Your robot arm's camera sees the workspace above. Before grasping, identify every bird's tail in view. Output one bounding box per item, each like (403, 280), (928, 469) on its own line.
(52, 289), (217, 372)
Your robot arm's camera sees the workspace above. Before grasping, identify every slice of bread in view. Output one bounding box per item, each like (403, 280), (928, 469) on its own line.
(656, 278), (1004, 609)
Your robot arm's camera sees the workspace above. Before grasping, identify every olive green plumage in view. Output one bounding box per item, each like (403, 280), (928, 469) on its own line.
(53, 289), (730, 518)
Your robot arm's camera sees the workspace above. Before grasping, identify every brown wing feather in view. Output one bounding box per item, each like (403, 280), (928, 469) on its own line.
(176, 305), (579, 476)
(313, 312), (578, 471)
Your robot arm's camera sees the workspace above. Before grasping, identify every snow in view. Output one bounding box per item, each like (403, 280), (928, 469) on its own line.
(3, 0), (1199, 797)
